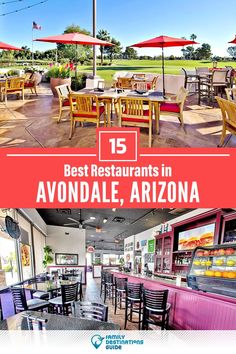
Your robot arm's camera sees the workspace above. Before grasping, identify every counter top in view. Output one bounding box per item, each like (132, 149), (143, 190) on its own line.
(111, 270), (236, 305)
(0, 311), (120, 331)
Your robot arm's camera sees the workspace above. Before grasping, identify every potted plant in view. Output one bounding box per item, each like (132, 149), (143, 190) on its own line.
(47, 65), (72, 97)
(42, 245), (54, 271)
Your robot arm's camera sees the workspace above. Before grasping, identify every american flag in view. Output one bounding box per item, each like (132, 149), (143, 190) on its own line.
(33, 22), (42, 30)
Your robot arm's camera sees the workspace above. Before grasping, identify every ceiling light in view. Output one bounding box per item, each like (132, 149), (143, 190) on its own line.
(90, 235), (95, 238)
(103, 218), (108, 224)
(90, 216), (96, 220)
(112, 208), (116, 212)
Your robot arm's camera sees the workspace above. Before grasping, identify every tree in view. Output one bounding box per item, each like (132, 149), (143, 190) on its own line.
(182, 46), (195, 60)
(195, 43), (212, 60)
(123, 47), (138, 60)
(57, 24), (92, 65)
(190, 34), (197, 42)
(105, 38), (122, 64)
(97, 29), (111, 65)
(227, 46), (236, 60)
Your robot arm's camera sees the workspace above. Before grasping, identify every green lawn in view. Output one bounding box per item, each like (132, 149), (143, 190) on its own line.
(78, 59), (236, 83)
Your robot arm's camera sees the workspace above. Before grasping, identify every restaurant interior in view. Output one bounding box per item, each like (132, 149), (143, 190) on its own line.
(0, 207), (236, 330)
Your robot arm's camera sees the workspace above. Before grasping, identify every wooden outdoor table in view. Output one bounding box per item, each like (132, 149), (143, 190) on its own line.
(78, 88), (165, 133)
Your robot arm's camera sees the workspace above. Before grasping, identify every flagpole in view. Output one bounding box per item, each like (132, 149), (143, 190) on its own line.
(32, 26), (34, 67)
(93, 0), (97, 78)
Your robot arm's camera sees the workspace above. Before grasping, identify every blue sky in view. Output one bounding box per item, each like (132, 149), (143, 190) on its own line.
(1, 0), (236, 56)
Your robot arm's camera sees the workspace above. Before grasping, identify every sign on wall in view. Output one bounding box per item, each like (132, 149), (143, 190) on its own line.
(148, 239), (155, 253)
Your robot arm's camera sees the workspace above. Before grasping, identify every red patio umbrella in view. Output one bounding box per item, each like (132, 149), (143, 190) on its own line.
(0, 41), (22, 51)
(35, 32), (113, 46)
(35, 32), (113, 78)
(130, 35), (199, 96)
(229, 36), (236, 44)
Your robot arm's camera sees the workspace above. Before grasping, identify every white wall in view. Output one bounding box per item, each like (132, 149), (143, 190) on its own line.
(21, 209), (47, 235)
(46, 225), (86, 265)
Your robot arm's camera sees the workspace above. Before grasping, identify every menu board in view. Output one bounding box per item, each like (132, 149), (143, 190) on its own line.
(178, 223), (215, 251)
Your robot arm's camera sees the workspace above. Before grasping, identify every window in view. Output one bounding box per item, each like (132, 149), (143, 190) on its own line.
(0, 230), (19, 289)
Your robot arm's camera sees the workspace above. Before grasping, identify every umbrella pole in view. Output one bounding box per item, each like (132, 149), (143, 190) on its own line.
(162, 46), (165, 97)
(74, 44), (78, 91)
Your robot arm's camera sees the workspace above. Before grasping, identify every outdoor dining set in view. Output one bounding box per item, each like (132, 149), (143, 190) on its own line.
(55, 74), (188, 147)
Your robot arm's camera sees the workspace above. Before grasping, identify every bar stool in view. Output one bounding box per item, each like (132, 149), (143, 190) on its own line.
(124, 282), (143, 330)
(114, 277), (127, 314)
(104, 272), (114, 304)
(142, 288), (171, 330)
(100, 270), (107, 297)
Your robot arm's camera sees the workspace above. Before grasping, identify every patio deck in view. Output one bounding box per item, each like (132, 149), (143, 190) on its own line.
(0, 83), (235, 148)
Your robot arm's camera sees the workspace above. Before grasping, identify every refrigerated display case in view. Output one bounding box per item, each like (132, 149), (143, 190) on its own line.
(187, 244), (236, 298)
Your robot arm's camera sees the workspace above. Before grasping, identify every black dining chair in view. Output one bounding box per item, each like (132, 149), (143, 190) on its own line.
(10, 287), (49, 314)
(142, 288), (171, 330)
(124, 282), (143, 330)
(72, 301), (108, 322)
(114, 277), (128, 314)
(104, 272), (114, 304)
(49, 282), (78, 316)
(100, 270), (107, 297)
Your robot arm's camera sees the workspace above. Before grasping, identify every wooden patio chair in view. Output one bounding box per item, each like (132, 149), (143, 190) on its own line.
(69, 93), (105, 139)
(24, 72), (41, 96)
(225, 88), (236, 102)
(215, 96), (236, 147)
(55, 84), (74, 123)
(118, 96), (153, 147)
(3, 77), (25, 103)
(116, 77), (133, 90)
(159, 86), (188, 127)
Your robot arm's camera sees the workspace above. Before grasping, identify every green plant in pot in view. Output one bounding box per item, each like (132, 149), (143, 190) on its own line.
(47, 65), (72, 97)
(43, 245), (54, 271)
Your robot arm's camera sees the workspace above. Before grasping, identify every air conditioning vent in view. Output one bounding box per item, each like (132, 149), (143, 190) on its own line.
(56, 209), (72, 215)
(112, 217), (125, 223)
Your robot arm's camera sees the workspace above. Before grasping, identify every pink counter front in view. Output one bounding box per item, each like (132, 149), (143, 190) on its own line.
(111, 270), (236, 330)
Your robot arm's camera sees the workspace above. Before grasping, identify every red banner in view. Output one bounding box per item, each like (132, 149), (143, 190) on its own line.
(0, 128), (234, 208)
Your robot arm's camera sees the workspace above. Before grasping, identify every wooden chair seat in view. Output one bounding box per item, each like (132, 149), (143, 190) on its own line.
(118, 97), (153, 147)
(73, 105), (105, 118)
(160, 102), (180, 113)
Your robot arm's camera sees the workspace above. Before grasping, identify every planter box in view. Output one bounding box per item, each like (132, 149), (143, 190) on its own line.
(50, 77), (71, 97)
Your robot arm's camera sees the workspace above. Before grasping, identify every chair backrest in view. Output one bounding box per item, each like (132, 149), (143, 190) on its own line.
(216, 96), (236, 130)
(73, 301), (108, 322)
(115, 277), (128, 290)
(55, 84), (71, 99)
(212, 69), (228, 84)
(135, 82), (149, 91)
(0, 296), (3, 321)
(196, 67), (209, 75)
(143, 288), (168, 311)
(119, 97), (152, 121)
(105, 272), (113, 284)
(101, 270), (107, 283)
(61, 282), (78, 305)
(6, 77), (25, 90)
(225, 88), (236, 101)
(176, 87), (188, 111)
(11, 287), (28, 313)
(151, 76), (158, 90)
(126, 282), (143, 300)
(117, 77), (132, 89)
(69, 93), (99, 117)
(132, 73), (145, 80)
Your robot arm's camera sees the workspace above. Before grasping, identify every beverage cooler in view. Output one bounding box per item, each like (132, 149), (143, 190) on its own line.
(187, 244), (236, 298)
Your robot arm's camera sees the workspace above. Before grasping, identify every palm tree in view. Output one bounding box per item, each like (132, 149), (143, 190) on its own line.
(97, 29), (111, 65)
(190, 34), (197, 60)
